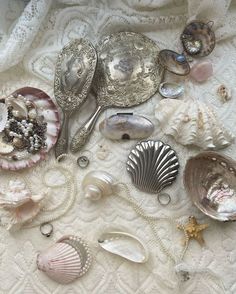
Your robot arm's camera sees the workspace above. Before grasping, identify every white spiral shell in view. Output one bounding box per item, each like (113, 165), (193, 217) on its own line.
(127, 140), (179, 194)
(155, 99), (234, 150)
(82, 171), (115, 200)
(37, 235), (92, 284)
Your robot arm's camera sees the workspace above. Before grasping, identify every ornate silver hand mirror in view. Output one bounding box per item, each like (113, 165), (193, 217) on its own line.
(70, 32), (161, 152)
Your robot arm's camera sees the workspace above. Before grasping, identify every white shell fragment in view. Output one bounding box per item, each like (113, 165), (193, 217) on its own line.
(127, 140), (179, 194)
(0, 103), (8, 132)
(82, 170), (115, 201)
(37, 235), (92, 284)
(184, 152), (236, 221)
(155, 99), (234, 150)
(158, 82), (184, 99)
(5, 95), (28, 118)
(99, 113), (154, 140)
(0, 135), (14, 155)
(98, 231), (149, 263)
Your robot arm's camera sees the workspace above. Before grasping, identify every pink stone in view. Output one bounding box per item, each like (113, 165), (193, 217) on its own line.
(190, 61), (213, 82)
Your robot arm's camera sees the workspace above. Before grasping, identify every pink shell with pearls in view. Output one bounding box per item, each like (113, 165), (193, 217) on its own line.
(37, 235), (92, 284)
(0, 87), (60, 170)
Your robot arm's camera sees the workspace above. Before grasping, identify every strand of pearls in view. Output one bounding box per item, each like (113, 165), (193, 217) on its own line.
(115, 182), (189, 264)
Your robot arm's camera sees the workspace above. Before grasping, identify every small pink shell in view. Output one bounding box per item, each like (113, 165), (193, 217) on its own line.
(0, 87), (60, 170)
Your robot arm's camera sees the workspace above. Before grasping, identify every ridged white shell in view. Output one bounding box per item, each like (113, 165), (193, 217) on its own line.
(127, 140), (179, 193)
(82, 170), (115, 200)
(0, 103), (8, 132)
(37, 235), (92, 284)
(155, 99), (234, 150)
(98, 231), (148, 263)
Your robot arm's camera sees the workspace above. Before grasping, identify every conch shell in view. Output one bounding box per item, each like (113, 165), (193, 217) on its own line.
(0, 179), (46, 230)
(82, 171), (115, 201)
(155, 99), (234, 150)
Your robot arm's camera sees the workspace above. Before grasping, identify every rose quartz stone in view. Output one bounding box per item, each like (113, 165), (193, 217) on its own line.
(190, 61), (213, 82)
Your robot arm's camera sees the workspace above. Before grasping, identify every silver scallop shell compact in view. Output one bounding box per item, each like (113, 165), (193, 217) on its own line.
(126, 140), (179, 198)
(37, 235), (92, 284)
(184, 152), (236, 221)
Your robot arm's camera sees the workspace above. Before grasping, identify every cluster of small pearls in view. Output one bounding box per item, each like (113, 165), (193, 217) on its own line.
(2, 93), (47, 155)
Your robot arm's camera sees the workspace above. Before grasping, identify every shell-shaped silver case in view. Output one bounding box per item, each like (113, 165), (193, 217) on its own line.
(126, 140), (179, 194)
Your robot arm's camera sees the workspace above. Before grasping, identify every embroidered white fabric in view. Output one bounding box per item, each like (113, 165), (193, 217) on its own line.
(0, 0), (236, 293)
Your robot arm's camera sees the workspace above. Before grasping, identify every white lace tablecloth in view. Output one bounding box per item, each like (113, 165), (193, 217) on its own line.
(0, 0), (236, 293)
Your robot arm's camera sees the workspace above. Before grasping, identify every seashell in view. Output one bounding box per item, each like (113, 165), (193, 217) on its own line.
(5, 94), (28, 118)
(99, 113), (154, 140)
(98, 231), (148, 263)
(155, 99), (234, 150)
(158, 49), (190, 76)
(158, 82), (184, 99)
(0, 87), (60, 170)
(82, 170), (115, 200)
(0, 103), (8, 132)
(0, 179), (46, 229)
(0, 135), (14, 155)
(12, 137), (26, 149)
(126, 140), (179, 194)
(184, 152), (236, 221)
(0, 179), (45, 209)
(181, 21), (215, 57)
(190, 60), (213, 82)
(217, 85), (231, 102)
(37, 235), (92, 284)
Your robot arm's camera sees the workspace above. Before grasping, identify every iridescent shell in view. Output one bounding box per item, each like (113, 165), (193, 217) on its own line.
(181, 21), (215, 57)
(158, 50), (190, 76)
(184, 152), (236, 221)
(158, 82), (184, 99)
(127, 140), (179, 193)
(98, 231), (149, 263)
(0, 87), (60, 170)
(37, 235), (92, 284)
(99, 113), (154, 140)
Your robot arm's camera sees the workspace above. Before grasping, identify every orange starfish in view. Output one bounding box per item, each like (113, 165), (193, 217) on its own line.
(178, 216), (209, 246)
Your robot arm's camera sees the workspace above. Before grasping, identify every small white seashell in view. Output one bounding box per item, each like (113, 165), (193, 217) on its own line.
(0, 103), (8, 132)
(0, 135), (14, 155)
(37, 235), (92, 284)
(158, 82), (184, 99)
(98, 231), (149, 263)
(155, 99), (234, 150)
(82, 171), (115, 200)
(99, 113), (154, 140)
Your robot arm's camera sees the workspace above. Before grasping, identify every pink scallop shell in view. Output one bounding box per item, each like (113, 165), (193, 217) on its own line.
(0, 87), (60, 170)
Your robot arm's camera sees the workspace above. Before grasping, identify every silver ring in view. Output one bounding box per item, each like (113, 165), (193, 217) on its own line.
(157, 193), (171, 206)
(40, 223), (53, 237)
